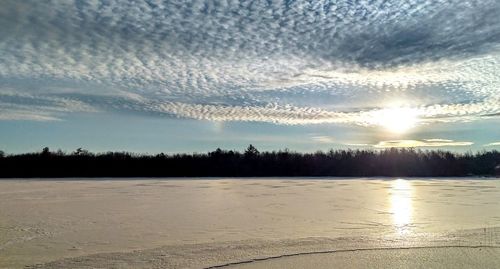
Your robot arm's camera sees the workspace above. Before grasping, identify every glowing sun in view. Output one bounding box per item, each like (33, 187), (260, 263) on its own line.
(372, 107), (420, 133)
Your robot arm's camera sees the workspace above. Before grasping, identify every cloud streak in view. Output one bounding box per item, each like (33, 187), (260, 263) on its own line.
(373, 139), (474, 148)
(484, 142), (500, 147)
(311, 136), (336, 144)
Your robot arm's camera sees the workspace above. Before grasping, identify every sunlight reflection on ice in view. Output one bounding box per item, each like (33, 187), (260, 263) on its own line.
(390, 179), (413, 234)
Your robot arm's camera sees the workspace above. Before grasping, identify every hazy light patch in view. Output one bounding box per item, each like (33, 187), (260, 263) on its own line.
(211, 121), (225, 134)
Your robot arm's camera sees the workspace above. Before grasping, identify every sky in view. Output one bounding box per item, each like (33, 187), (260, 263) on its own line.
(0, 0), (499, 154)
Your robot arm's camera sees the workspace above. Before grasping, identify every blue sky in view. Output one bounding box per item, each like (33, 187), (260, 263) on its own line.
(0, 0), (499, 153)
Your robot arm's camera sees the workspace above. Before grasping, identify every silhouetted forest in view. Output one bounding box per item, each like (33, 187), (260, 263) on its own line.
(1, 145), (499, 178)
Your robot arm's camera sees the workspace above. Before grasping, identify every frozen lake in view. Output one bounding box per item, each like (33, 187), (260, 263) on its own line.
(1, 178), (500, 268)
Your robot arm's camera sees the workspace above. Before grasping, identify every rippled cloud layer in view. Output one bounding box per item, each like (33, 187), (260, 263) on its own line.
(1, 0), (499, 129)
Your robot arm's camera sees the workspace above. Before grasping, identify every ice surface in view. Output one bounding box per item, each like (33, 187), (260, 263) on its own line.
(226, 246), (500, 269)
(1, 178), (500, 268)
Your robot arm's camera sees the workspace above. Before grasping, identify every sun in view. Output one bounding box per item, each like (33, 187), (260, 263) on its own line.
(372, 107), (420, 133)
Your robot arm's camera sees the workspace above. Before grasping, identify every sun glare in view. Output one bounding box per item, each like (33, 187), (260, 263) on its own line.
(390, 179), (413, 234)
(372, 107), (420, 133)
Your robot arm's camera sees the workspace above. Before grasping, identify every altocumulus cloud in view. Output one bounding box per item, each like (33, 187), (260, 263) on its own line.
(0, 0), (499, 126)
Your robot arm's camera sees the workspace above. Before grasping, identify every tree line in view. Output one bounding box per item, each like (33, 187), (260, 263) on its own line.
(0, 145), (499, 178)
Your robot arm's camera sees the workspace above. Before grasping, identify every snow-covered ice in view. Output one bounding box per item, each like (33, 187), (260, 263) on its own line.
(1, 178), (500, 268)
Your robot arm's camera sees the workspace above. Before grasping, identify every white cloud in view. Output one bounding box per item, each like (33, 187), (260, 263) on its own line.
(311, 136), (336, 144)
(144, 101), (362, 125)
(0, 90), (97, 121)
(0, 110), (61, 121)
(345, 143), (371, 147)
(484, 142), (500, 146)
(373, 139), (474, 148)
(424, 139), (454, 143)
